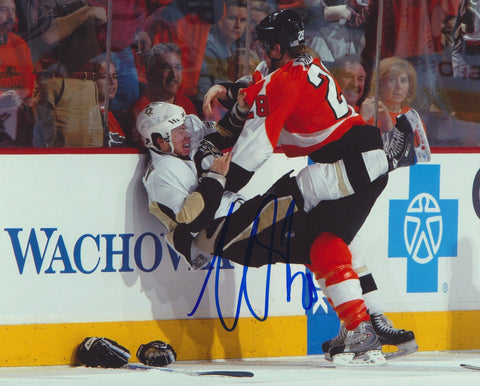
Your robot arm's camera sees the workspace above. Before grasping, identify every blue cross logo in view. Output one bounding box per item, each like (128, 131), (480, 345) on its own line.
(388, 165), (458, 293)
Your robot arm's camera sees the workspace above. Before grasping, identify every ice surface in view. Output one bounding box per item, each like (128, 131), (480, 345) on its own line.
(1, 351), (480, 385)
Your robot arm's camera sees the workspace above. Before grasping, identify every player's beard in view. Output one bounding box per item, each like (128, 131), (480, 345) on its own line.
(268, 53), (285, 72)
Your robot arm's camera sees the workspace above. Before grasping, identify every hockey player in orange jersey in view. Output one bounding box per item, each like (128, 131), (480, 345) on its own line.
(201, 9), (418, 365)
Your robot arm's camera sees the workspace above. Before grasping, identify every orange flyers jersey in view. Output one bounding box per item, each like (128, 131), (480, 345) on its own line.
(0, 33), (35, 98)
(231, 54), (365, 172)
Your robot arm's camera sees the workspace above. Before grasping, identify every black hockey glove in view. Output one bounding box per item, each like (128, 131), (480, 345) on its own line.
(77, 337), (131, 368)
(198, 139), (224, 158)
(136, 340), (177, 367)
(194, 139), (224, 178)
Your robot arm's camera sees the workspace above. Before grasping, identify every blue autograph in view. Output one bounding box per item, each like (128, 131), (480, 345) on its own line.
(188, 195), (319, 331)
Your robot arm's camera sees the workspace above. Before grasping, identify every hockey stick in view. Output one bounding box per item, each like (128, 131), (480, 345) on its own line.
(460, 363), (480, 371)
(125, 363), (254, 377)
(373, 0), (384, 127)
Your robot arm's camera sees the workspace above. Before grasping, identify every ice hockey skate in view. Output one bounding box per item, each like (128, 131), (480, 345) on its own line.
(327, 321), (386, 366)
(370, 313), (418, 359)
(384, 114), (416, 171)
(323, 314), (418, 361)
(322, 323), (347, 361)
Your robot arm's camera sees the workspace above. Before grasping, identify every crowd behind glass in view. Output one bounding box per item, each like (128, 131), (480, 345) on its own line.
(1, 0), (479, 149)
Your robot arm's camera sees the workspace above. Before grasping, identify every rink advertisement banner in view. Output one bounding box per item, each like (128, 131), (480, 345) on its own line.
(361, 156), (479, 312)
(0, 152), (479, 363)
(0, 153), (311, 326)
(0, 153), (479, 322)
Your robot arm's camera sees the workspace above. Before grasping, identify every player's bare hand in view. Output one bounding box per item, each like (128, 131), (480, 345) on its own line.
(203, 84), (227, 119)
(90, 6), (107, 25)
(376, 101), (393, 133)
(359, 96), (375, 121)
(360, 98), (394, 133)
(209, 152), (233, 176)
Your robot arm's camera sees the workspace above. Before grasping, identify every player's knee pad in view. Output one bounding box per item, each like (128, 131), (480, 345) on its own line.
(309, 232), (352, 277)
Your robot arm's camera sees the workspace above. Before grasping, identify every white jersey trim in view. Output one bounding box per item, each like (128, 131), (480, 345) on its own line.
(277, 106), (358, 148)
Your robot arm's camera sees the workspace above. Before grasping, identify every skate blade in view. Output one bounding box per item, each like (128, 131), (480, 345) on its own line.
(405, 109), (431, 163)
(383, 339), (419, 360)
(332, 350), (386, 366)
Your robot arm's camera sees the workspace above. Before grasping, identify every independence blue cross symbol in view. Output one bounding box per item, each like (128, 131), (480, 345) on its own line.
(388, 164), (458, 293)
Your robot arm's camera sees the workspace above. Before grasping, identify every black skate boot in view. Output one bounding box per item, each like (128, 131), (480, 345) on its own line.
(384, 114), (416, 171)
(370, 313), (418, 359)
(322, 324), (347, 361)
(329, 321), (386, 365)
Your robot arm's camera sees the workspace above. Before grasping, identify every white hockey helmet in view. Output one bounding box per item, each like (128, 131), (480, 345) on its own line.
(136, 102), (186, 153)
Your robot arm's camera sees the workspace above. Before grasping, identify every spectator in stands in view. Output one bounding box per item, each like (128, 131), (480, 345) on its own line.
(28, 0), (106, 147)
(144, 0), (226, 97)
(363, 57), (417, 133)
(449, 0), (480, 124)
(133, 43), (197, 115)
(196, 0), (248, 101)
(328, 54), (368, 109)
(361, 0), (461, 114)
(361, 56), (430, 163)
(0, 0), (35, 146)
(94, 55), (126, 147)
(452, 0), (480, 78)
(301, 0), (369, 65)
(328, 54), (394, 134)
(89, 0), (151, 112)
(0, 0), (34, 100)
(129, 42), (196, 146)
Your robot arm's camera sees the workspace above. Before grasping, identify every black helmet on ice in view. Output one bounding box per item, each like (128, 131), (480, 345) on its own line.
(256, 9), (305, 51)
